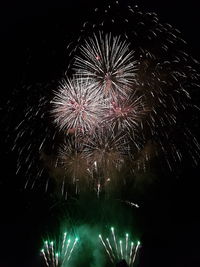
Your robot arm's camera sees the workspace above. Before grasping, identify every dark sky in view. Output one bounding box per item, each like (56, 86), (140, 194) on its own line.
(0, 1), (200, 267)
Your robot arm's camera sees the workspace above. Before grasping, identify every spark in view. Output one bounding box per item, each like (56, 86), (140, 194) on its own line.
(123, 200), (140, 208)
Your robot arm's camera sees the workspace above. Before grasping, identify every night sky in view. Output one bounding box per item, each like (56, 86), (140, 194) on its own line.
(0, 1), (200, 266)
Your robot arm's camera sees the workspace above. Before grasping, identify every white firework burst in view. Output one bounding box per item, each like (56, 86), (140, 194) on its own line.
(51, 77), (106, 135)
(74, 32), (137, 97)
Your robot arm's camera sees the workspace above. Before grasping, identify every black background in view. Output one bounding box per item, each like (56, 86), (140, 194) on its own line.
(0, 1), (200, 266)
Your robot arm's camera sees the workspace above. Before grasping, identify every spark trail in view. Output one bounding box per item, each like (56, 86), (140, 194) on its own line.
(99, 226), (141, 266)
(41, 232), (78, 267)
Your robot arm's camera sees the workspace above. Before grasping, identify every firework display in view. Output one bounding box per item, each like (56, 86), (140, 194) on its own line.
(9, 0), (199, 195)
(99, 227), (140, 266)
(50, 29), (199, 193)
(41, 232), (78, 267)
(4, 1), (200, 266)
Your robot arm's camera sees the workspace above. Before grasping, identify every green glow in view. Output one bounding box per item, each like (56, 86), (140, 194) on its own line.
(137, 241), (141, 245)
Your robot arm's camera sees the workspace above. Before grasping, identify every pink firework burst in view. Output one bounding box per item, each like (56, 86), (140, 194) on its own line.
(103, 93), (148, 134)
(51, 77), (106, 135)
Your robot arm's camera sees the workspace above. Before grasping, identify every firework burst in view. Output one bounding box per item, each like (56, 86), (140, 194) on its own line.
(103, 93), (147, 135)
(41, 232), (79, 267)
(54, 131), (129, 195)
(51, 77), (106, 135)
(99, 227), (141, 266)
(83, 130), (130, 193)
(56, 135), (90, 195)
(74, 32), (137, 98)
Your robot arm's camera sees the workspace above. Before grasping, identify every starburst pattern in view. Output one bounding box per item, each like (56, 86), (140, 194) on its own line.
(103, 93), (147, 134)
(74, 32), (137, 97)
(52, 77), (106, 135)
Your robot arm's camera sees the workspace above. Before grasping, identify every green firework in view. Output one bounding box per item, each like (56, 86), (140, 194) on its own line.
(99, 227), (141, 266)
(41, 232), (79, 267)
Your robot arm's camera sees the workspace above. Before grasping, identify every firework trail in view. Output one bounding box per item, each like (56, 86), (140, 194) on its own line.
(41, 232), (79, 267)
(7, 0), (200, 194)
(99, 226), (141, 266)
